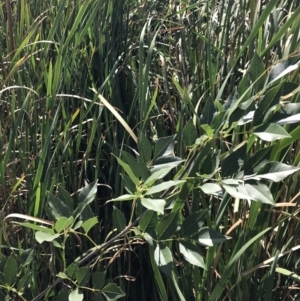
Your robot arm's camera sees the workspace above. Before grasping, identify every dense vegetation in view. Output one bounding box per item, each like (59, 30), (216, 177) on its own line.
(0, 0), (300, 300)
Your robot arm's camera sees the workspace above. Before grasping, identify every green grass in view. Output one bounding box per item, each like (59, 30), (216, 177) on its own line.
(0, 0), (300, 300)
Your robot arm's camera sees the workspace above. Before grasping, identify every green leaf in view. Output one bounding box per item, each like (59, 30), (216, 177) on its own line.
(57, 287), (69, 301)
(276, 267), (300, 283)
(249, 52), (266, 92)
(145, 166), (174, 186)
(76, 267), (90, 286)
(138, 132), (152, 164)
(113, 206), (126, 231)
(56, 272), (69, 279)
(82, 217), (98, 234)
(101, 283), (126, 300)
(4, 255), (18, 286)
(244, 146), (273, 175)
(48, 193), (72, 219)
(69, 288), (83, 301)
(120, 174), (136, 194)
(92, 271), (106, 290)
(156, 211), (178, 240)
(197, 228), (231, 247)
(244, 182), (274, 205)
(114, 156), (139, 185)
(199, 150), (219, 176)
(35, 231), (60, 244)
(55, 216), (74, 233)
(200, 183), (223, 197)
(221, 144), (246, 177)
(153, 135), (176, 160)
(200, 96), (216, 125)
(140, 198), (166, 215)
(137, 156), (151, 181)
(254, 162), (300, 182)
(57, 186), (74, 212)
(20, 248), (34, 266)
(66, 263), (79, 278)
(17, 274), (31, 291)
(268, 60), (300, 84)
(254, 123), (290, 141)
(139, 210), (157, 232)
(154, 243), (174, 278)
(269, 102), (300, 125)
(121, 151), (140, 178)
(109, 194), (136, 202)
(145, 180), (185, 196)
(253, 84), (282, 125)
(222, 179), (252, 200)
(78, 180), (98, 205)
(19, 222), (54, 234)
(179, 241), (207, 269)
(183, 120), (198, 146)
(181, 210), (208, 236)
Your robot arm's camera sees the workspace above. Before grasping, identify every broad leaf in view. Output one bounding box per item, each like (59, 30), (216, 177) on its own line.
(92, 271), (106, 290)
(179, 241), (207, 269)
(249, 52), (266, 91)
(109, 194), (136, 202)
(101, 283), (126, 300)
(55, 216), (74, 233)
(140, 198), (166, 215)
(222, 180), (252, 200)
(138, 131), (152, 164)
(197, 228), (231, 247)
(57, 187), (74, 212)
(253, 84), (282, 125)
(35, 231), (60, 244)
(153, 135), (176, 160)
(66, 263), (79, 278)
(268, 59), (300, 84)
(254, 123), (290, 141)
(114, 156), (139, 185)
(82, 217), (98, 234)
(145, 166), (174, 186)
(200, 183), (223, 197)
(48, 193), (71, 219)
(254, 162), (300, 182)
(113, 206), (126, 231)
(17, 274), (31, 291)
(20, 249), (34, 266)
(4, 255), (18, 286)
(69, 288), (83, 301)
(244, 146), (273, 175)
(181, 210), (208, 236)
(76, 267), (90, 286)
(183, 120), (198, 146)
(120, 174), (136, 194)
(200, 96), (216, 125)
(139, 210), (157, 232)
(78, 181), (98, 206)
(154, 244), (173, 278)
(244, 182), (274, 205)
(269, 102), (300, 124)
(221, 144), (247, 178)
(145, 180), (185, 195)
(156, 211), (178, 240)
(199, 150), (219, 176)
(56, 272), (69, 279)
